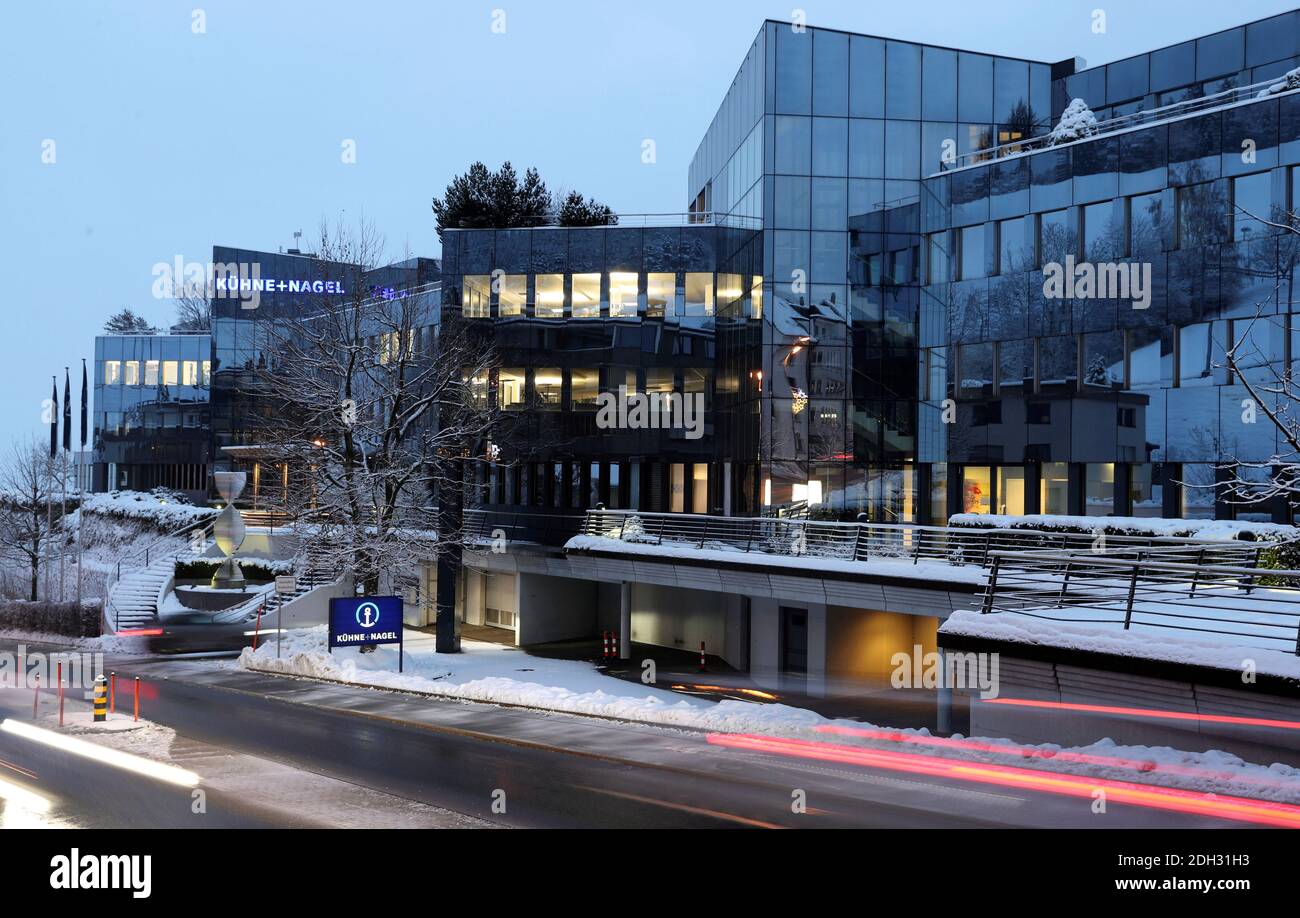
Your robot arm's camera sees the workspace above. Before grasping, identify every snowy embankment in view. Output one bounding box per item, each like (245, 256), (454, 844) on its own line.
(79, 490), (217, 531)
(239, 627), (1300, 803)
(564, 534), (986, 585)
(942, 607), (1300, 681)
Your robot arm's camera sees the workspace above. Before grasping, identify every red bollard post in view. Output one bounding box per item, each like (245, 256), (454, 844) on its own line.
(32, 673), (40, 718)
(110, 672), (116, 713)
(133, 677), (140, 722)
(699, 641), (707, 673)
(253, 604), (264, 650)
(57, 662), (63, 727)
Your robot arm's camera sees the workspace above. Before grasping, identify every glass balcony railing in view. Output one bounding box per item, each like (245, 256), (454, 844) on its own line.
(937, 74), (1300, 175)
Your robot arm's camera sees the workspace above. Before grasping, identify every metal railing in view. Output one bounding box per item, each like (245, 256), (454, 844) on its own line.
(940, 75), (1299, 174)
(464, 509), (586, 546)
(576, 510), (1264, 569)
(980, 549), (1300, 655)
(446, 211), (762, 231)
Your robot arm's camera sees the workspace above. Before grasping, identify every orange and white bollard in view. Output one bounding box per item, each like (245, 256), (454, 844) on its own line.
(32, 673), (40, 718)
(109, 672), (116, 713)
(253, 604), (264, 650)
(57, 663), (64, 727)
(133, 676), (140, 722)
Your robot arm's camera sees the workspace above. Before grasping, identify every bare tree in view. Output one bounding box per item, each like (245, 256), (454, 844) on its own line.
(0, 437), (59, 600)
(172, 290), (211, 332)
(1213, 202), (1300, 514)
(254, 219), (503, 609)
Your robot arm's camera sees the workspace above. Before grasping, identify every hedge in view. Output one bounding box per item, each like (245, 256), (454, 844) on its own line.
(0, 600), (102, 638)
(174, 558), (293, 582)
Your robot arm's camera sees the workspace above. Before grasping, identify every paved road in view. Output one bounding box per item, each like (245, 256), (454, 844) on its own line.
(0, 640), (1264, 829)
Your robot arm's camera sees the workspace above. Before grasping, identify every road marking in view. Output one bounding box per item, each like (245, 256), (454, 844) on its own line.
(573, 785), (785, 829)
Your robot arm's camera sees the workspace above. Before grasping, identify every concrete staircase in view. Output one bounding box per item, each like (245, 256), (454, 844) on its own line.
(106, 555), (177, 632)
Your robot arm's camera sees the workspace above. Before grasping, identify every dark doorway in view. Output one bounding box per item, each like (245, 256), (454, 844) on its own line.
(780, 606), (808, 687)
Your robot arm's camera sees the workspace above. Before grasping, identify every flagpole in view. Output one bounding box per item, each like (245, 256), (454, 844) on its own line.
(77, 358), (88, 608)
(45, 375), (55, 603)
(60, 368), (69, 603)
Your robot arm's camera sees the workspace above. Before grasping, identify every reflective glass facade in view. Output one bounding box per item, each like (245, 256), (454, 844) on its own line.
(92, 333), (211, 498)
(441, 224), (763, 514)
(920, 89), (1300, 523)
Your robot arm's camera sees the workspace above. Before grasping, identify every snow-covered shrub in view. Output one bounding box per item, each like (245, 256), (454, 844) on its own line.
(174, 557), (294, 582)
(620, 515), (655, 543)
(1049, 99), (1099, 144)
(1257, 66), (1300, 98)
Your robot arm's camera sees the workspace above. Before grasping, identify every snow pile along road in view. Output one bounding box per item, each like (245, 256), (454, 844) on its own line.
(237, 627), (1300, 803)
(239, 627), (827, 734)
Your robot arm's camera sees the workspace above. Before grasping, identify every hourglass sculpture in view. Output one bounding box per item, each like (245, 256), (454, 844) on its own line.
(212, 471), (248, 590)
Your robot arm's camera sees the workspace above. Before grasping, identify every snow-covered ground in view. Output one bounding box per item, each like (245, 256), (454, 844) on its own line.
(238, 626), (1300, 804)
(240, 627), (829, 733)
(942, 605), (1300, 680)
(565, 534), (986, 585)
(949, 512), (1297, 541)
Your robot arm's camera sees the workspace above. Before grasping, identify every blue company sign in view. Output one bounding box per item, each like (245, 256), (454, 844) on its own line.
(328, 596), (403, 648)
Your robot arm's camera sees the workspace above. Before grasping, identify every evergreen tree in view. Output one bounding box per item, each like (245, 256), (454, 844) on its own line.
(103, 307), (153, 334)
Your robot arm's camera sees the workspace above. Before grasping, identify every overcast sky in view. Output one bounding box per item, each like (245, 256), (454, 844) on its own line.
(2, 0), (1296, 444)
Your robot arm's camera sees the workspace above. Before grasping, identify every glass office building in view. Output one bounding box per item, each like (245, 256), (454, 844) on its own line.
(209, 245), (439, 506)
(440, 222), (763, 515)
(920, 31), (1300, 524)
(92, 332), (212, 500)
(100, 12), (1300, 524)
(681, 13), (1300, 523)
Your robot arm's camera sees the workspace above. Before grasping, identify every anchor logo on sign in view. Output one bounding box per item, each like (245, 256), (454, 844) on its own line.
(355, 601), (381, 629)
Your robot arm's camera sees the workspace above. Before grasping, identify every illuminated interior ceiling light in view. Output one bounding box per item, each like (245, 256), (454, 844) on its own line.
(791, 389), (808, 415)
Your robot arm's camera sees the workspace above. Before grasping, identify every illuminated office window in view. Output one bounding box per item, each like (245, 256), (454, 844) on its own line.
(498, 274), (526, 317)
(609, 272), (638, 317)
(684, 273), (714, 316)
(716, 274), (742, 317)
(647, 273), (674, 318)
(499, 368), (526, 409)
(571, 273), (601, 318)
(692, 464), (709, 513)
(463, 275), (491, 317)
(534, 368), (563, 407)
(123, 361), (140, 386)
(535, 274), (565, 318)
(182, 360), (198, 386)
(570, 368), (600, 406)
(466, 371), (490, 408)
(646, 367), (674, 394)
(750, 276), (763, 319)
(104, 361), (121, 385)
(144, 360), (159, 385)
(201, 361), (211, 386)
